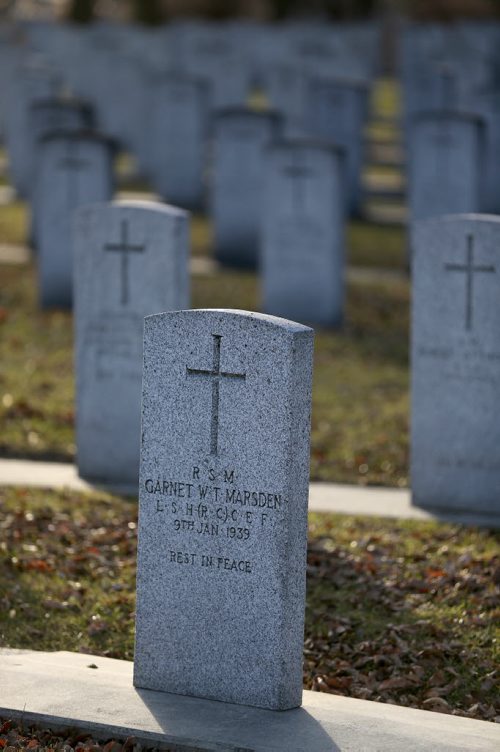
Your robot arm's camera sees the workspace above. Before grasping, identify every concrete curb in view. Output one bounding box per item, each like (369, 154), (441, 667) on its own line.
(1, 649), (498, 752)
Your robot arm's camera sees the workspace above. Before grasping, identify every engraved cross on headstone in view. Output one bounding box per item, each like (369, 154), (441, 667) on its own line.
(444, 234), (496, 331)
(283, 163), (314, 214)
(186, 334), (246, 456)
(104, 219), (145, 306)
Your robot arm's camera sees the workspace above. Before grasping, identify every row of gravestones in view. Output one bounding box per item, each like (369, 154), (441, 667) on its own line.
(402, 22), (500, 218)
(107, 213), (499, 711)
(72, 199), (500, 529)
(28, 118), (347, 323)
(0, 20), (372, 217)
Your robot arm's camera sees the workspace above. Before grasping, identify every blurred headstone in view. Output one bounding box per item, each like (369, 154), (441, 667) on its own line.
(74, 200), (189, 485)
(307, 78), (369, 217)
(147, 73), (211, 210)
(4, 53), (60, 197)
(36, 130), (114, 308)
(262, 140), (345, 327)
(212, 108), (283, 268)
(408, 113), (484, 226)
(412, 214), (500, 523)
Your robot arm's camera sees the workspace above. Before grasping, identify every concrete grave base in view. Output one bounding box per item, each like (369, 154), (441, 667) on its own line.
(1, 649), (498, 752)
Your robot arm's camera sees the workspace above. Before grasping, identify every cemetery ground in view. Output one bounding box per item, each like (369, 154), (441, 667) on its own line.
(0, 485), (498, 725)
(0, 203), (409, 488)
(0, 75), (498, 739)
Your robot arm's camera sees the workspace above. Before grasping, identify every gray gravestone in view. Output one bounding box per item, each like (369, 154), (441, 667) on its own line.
(212, 108), (283, 268)
(262, 140), (345, 326)
(74, 201), (189, 485)
(307, 77), (368, 217)
(4, 53), (61, 198)
(147, 73), (211, 210)
(408, 112), (484, 225)
(36, 130), (114, 308)
(30, 99), (94, 248)
(264, 64), (309, 137)
(412, 214), (500, 521)
(134, 309), (313, 709)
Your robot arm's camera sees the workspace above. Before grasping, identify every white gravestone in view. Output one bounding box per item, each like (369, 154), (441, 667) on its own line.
(212, 108), (283, 268)
(408, 112), (484, 225)
(36, 130), (114, 308)
(412, 214), (500, 522)
(74, 201), (190, 485)
(262, 140), (345, 326)
(134, 309), (314, 710)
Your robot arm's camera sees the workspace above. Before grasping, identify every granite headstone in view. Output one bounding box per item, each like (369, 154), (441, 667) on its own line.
(211, 109), (283, 268)
(134, 309), (314, 709)
(412, 214), (500, 521)
(30, 99), (94, 247)
(262, 140), (345, 326)
(74, 201), (189, 484)
(147, 73), (211, 210)
(36, 130), (114, 308)
(307, 78), (368, 216)
(408, 112), (484, 225)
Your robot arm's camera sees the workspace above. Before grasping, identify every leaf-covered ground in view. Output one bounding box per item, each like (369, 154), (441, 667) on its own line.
(0, 719), (175, 752)
(0, 261), (409, 486)
(1, 487), (498, 723)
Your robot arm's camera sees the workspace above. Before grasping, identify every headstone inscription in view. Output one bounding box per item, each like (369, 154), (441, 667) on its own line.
(134, 309), (314, 709)
(36, 130), (114, 308)
(262, 140), (345, 326)
(408, 112), (484, 226)
(146, 73), (211, 210)
(211, 108), (283, 268)
(74, 201), (189, 485)
(411, 214), (500, 521)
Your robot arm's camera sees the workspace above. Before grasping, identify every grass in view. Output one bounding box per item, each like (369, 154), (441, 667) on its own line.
(0, 486), (497, 721)
(0, 201), (28, 246)
(0, 261), (409, 486)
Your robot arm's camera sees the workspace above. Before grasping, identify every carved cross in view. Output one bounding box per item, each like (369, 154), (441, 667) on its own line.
(104, 219), (145, 306)
(444, 234), (495, 331)
(186, 334), (246, 456)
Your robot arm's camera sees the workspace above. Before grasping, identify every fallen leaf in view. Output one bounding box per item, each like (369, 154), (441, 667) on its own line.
(379, 676), (416, 691)
(422, 697), (451, 713)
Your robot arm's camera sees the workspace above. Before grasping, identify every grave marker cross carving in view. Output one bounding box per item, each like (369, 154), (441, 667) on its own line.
(444, 234), (496, 331)
(186, 334), (246, 456)
(104, 219), (145, 306)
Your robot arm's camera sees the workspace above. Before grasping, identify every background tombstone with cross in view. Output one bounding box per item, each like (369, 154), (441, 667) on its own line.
(408, 112), (485, 229)
(411, 214), (500, 523)
(36, 129), (115, 308)
(211, 108), (284, 269)
(261, 139), (346, 326)
(74, 200), (190, 485)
